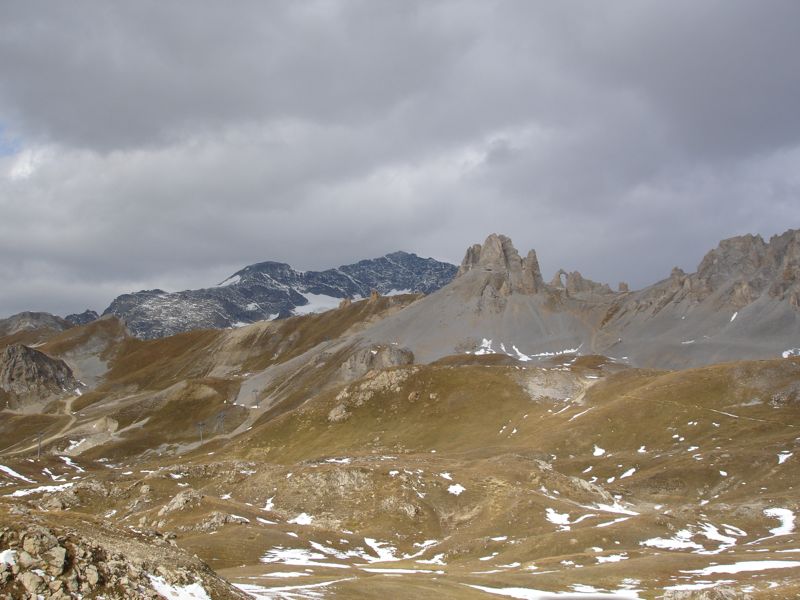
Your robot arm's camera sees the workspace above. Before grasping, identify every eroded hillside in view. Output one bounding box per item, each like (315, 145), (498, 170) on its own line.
(3, 232), (800, 599)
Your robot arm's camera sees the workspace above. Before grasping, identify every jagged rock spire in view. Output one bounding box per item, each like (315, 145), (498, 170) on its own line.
(457, 233), (545, 294)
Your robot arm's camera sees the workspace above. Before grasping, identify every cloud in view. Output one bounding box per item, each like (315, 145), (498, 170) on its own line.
(1, 1), (799, 316)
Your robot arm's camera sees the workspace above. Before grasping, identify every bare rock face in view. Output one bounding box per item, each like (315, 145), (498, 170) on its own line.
(194, 511), (251, 533)
(457, 233), (545, 295)
(0, 344), (78, 407)
(158, 489), (204, 516)
(0, 312), (72, 338)
(550, 269), (613, 296)
(339, 345), (414, 382)
(521, 249), (546, 294)
(766, 229), (800, 306)
(674, 230), (800, 306)
(696, 233), (768, 286)
(64, 310), (99, 327)
(627, 229), (800, 318)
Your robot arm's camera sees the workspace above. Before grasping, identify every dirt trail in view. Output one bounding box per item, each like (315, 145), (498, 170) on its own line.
(6, 394), (79, 455)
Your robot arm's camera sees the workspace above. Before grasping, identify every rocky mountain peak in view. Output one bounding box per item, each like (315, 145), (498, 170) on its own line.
(65, 309), (100, 326)
(458, 233), (521, 273)
(674, 229), (800, 306)
(0, 344), (78, 407)
(103, 251), (457, 338)
(766, 229), (800, 307)
(696, 233), (768, 289)
(457, 234), (544, 294)
(0, 312), (71, 338)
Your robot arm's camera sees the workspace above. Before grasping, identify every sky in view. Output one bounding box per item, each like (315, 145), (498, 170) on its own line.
(1, 1), (800, 317)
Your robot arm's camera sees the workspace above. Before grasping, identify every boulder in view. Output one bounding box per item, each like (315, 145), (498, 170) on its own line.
(339, 345), (414, 382)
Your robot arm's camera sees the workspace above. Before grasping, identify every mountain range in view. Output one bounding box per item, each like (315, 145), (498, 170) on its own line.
(1, 229), (800, 599)
(95, 251), (456, 338)
(354, 229), (800, 369)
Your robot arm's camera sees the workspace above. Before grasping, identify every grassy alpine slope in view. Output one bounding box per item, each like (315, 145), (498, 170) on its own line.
(2, 231), (800, 598)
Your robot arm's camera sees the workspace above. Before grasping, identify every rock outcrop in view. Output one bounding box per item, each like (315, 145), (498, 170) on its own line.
(339, 345), (415, 382)
(64, 310), (99, 326)
(0, 344), (78, 408)
(549, 269), (614, 296)
(0, 520), (248, 599)
(614, 230), (800, 319)
(457, 234), (545, 295)
(358, 229), (800, 369)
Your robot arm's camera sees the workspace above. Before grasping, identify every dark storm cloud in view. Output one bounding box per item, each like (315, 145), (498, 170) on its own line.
(1, 0), (800, 316)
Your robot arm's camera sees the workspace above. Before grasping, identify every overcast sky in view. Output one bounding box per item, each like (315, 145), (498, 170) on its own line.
(2, 1), (800, 317)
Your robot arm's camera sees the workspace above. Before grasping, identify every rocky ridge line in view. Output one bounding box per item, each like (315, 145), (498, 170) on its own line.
(102, 250), (457, 338)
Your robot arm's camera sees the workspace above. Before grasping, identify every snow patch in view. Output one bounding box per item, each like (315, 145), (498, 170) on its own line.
(6, 482), (74, 497)
(568, 408), (593, 422)
(511, 345), (532, 362)
(236, 579), (355, 598)
(60, 456), (84, 473)
(596, 517), (631, 528)
(640, 530), (703, 551)
(466, 584), (641, 599)
(260, 547), (350, 569)
(448, 483), (466, 496)
(293, 293), (342, 316)
(287, 513), (314, 526)
(682, 560), (800, 575)
(363, 538), (400, 562)
(764, 508), (795, 536)
(219, 274), (241, 287)
(148, 575), (211, 600)
(596, 553), (628, 563)
(361, 567), (444, 574)
(0, 465), (36, 483)
(472, 338), (496, 356)
(0, 549), (17, 566)
(545, 508), (571, 531)
(65, 439), (85, 452)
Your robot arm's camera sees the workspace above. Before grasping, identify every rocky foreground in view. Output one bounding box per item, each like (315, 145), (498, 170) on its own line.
(0, 508), (247, 599)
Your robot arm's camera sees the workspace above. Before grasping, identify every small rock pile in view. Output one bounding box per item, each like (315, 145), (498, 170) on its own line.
(0, 524), (156, 599)
(0, 521), (243, 599)
(329, 366), (419, 422)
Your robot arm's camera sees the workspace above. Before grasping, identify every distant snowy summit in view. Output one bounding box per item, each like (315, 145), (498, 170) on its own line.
(101, 251), (457, 338)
